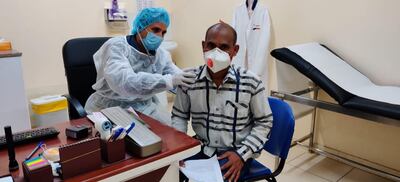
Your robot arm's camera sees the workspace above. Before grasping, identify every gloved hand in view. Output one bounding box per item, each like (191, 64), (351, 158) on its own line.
(172, 68), (197, 88)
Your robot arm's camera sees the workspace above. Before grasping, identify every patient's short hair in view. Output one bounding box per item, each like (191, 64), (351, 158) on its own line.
(205, 22), (237, 44)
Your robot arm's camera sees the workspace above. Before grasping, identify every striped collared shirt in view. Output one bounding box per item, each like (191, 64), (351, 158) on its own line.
(171, 64), (273, 161)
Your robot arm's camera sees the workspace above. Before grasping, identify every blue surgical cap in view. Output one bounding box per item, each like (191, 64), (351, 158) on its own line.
(131, 8), (170, 35)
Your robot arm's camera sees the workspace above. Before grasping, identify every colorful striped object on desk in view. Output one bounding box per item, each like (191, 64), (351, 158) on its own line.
(25, 156), (49, 170)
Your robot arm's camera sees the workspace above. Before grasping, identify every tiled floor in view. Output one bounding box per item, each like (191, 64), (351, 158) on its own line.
(254, 145), (393, 182)
(166, 100), (395, 182)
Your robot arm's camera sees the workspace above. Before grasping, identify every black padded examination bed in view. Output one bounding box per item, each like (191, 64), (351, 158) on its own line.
(269, 43), (400, 181)
(271, 43), (400, 120)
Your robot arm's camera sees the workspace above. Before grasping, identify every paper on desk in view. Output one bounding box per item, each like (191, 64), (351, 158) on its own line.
(0, 176), (13, 182)
(87, 112), (109, 123)
(180, 155), (224, 182)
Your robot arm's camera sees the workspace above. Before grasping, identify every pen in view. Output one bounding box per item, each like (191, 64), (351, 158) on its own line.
(25, 141), (43, 160)
(118, 121), (136, 140)
(111, 127), (124, 142)
(125, 122), (135, 134)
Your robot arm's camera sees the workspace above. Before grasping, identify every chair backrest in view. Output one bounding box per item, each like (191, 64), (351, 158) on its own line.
(62, 37), (110, 119)
(264, 97), (295, 159)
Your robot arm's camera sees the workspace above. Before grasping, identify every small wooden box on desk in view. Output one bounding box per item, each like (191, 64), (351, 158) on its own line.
(22, 156), (52, 182)
(101, 139), (125, 163)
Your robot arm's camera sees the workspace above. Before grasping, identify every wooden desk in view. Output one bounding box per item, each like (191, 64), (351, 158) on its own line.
(0, 114), (201, 181)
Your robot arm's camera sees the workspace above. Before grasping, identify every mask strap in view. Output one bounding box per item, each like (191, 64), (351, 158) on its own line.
(137, 28), (154, 63)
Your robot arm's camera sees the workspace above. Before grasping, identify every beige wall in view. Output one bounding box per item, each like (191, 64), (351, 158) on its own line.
(169, 0), (242, 68)
(1, 0), (123, 99)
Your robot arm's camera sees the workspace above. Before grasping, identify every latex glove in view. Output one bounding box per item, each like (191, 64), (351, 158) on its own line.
(172, 68), (197, 88)
(182, 67), (197, 73)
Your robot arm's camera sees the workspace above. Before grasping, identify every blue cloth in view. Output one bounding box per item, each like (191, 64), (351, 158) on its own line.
(131, 8), (170, 35)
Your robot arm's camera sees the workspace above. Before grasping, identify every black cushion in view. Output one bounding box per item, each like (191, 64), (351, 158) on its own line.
(271, 47), (354, 105)
(271, 46), (400, 120)
(62, 37), (110, 119)
(343, 97), (400, 120)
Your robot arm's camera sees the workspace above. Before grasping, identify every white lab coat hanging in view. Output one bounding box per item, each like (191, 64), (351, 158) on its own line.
(232, 1), (271, 89)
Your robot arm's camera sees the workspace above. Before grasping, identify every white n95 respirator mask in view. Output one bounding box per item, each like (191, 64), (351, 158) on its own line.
(204, 48), (231, 73)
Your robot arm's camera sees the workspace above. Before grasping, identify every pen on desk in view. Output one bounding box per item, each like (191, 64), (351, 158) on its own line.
(25, 141), (43, 160)
(125, 122), (135, 134)
(111, 127), (124, 142)
(118, 122), (135, 140)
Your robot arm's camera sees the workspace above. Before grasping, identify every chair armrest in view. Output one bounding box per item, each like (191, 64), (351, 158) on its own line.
(63, 94), (87, 119)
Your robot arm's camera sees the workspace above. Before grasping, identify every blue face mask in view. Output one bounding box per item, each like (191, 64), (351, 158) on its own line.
(143, 31), (163, 51)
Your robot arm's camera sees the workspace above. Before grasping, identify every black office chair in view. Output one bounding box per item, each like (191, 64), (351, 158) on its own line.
(62, 37), (110, 119)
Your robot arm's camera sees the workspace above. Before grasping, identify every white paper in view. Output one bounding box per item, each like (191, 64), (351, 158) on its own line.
(87, 112), (109, 123)
(288, 43), (400, 105)
(0, 176), (13, 182)
(180, 156), (224, 182)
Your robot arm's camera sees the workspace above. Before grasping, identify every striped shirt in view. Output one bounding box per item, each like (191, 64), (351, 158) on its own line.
(171, 64), (273, 161)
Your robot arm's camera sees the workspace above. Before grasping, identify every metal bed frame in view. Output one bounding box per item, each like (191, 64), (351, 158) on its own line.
(270, 86), (400, 181)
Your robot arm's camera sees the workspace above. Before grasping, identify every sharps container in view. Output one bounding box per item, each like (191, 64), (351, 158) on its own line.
(30, 95), (69, 127)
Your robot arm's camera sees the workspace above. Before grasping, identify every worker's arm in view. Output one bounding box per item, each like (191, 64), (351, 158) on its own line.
(103, 42), (175, 98)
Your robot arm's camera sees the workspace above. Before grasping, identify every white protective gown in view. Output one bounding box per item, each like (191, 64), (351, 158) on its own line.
(84, 36), (181, 125)
(232, 1), (271, 89)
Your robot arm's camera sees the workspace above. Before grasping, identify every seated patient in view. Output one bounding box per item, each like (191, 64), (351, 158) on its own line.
(171, 22), (273, 182)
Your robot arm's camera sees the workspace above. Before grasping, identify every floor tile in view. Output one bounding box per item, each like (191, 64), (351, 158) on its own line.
(288, 151), (325, 170)
(339, 168), (394, 182)
(288, 152), (353, 181)
(251, 145), (308, 171)
(276, 164), (330, 182)
(307, 158), (353, 181)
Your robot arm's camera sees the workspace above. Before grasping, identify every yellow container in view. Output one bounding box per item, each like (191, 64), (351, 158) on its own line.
(31, 95), (69, 127)
(0, 40), (12, 51)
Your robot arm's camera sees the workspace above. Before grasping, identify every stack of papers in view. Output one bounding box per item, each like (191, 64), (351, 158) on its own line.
(180, 156), (224, 182)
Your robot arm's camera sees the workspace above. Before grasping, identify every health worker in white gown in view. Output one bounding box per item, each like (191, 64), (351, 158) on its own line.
(85, 8), (195, 125)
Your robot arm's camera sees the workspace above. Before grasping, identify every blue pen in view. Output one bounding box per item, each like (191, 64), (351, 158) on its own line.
(125, 122), (135, 134)
(111, 127), (124, 142)
(25, 141), (44, 160)
(117, 122), (135, 140)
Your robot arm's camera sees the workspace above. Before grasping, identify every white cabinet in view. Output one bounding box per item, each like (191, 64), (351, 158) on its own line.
(0, 51), (30, 135)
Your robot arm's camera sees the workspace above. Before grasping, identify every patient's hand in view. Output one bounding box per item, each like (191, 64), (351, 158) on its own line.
(218, 151), (244, 182)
